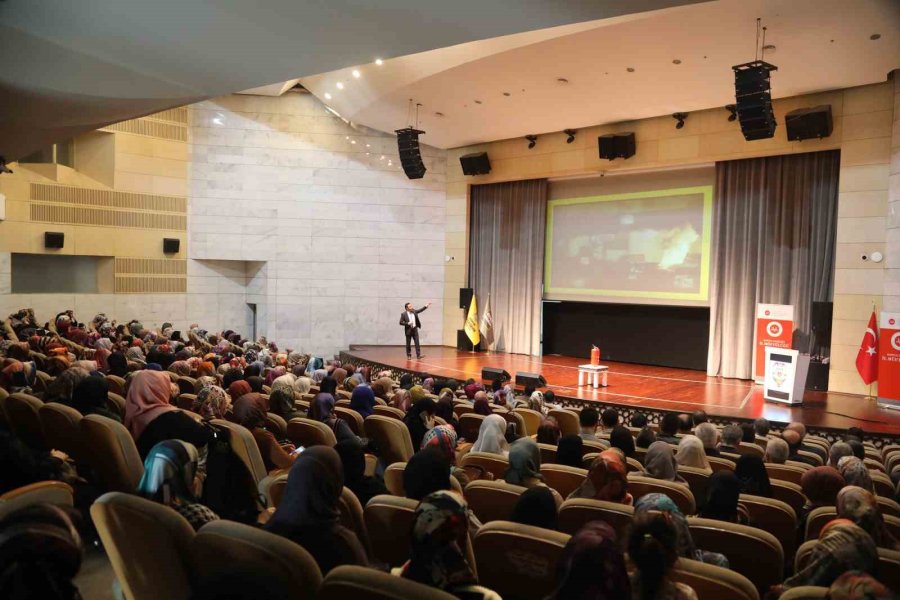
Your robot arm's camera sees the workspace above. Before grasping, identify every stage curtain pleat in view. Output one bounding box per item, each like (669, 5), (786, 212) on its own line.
(469, 178), (547, 356)
(707, 150), (840, 379)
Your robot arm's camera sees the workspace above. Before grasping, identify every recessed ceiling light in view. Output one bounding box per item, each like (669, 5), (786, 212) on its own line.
(351, 140), (356, 144)
(672, 59), (682, 65)
(336, 82), (344, 90)
(626, 67), (635, 72)
(434, 112), (444, 117)
(375, 58), (384, 65)
(503, 92), (511, 97)
(324, 92), (332, 100)
(474, 100), (482, 104)
(556, 78), (569, 84)
(366, 143), (370, 148)
(870, 33), (881, 40)
(352, 70), (361, 78)
(345, 136), (349, 140)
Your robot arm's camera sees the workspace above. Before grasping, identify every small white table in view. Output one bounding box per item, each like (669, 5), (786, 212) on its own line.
(578, 364), (609, 389)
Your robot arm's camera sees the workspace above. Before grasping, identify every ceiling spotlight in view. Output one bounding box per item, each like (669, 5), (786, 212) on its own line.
(503, 92), (511, 97)
(474, 100), (483, 105)
(336, 82), (344, 90)
(672, 59), (682, 65)
(324, 92), (332, 100)
(525, 135), (538, 149)
(564, 129), (577, 144)
(556, 78), (569, 84)
(870, 33), (881, 40)
(0, 157), (12, 174)
(762, 44), (776, 53)
(434, 112), (444, 117)
(352, 70), (361, 78)
(725, 104), (737, 122)
(375, 58), (384, 65)
(626, 67), (635, 73)
(672, 113), (688, 129)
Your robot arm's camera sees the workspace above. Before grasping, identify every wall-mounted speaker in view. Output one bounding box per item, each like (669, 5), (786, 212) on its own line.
(44, 232), (64, 249)
(395, 127), (426, 179)
(515, 371), (547, 389)
(785, 105), (833, 141)
(459, 287), (473, 310)
(460, 152), (491, 175)
(598, 132), (635, 160)
(163, 238), (180, 254)
(482, 367), (511, 383)
(732, 61), (778, 141)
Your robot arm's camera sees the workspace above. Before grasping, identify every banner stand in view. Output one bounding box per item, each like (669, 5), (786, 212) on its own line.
(877, 312), (900, 411)
(754, 304), (795, 383)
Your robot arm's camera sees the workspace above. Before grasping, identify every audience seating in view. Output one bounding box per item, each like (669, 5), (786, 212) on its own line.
(176, 394), (196, 410)
(582, 438), (609, 454)
(107, 392), (126, 418)
(512, 408), (543, 437)
(557, 497), (634, 541)
(687, 516), (783, 595)
(627, 474), (696, 515)
(460, 452), (510, 481)
(770, 480), (806, 516)
(335, 399), (351, 408)
(795, 540), (900, 591)
(80, 414), (144, 493)
(91, 492), (195, 600)
(539, 463), (587, 499)
(372, 405), (406, 421)
(805, 506), (900, 543)
(453, 403), (475, 420)
(738, 494), (797, 559)
(318, 565), (459, 599)
(796, 450), (823, 466)
(778, 588), (827, 600)
(176, 376), (196, 396)
(473, 521), (570, 600)
(633, 446), (647, 462)
(707, 456), (736, 472)
(785, 460), (813, 471)
(383, 462), (406, 496)
(287, 417), (338, 448)
(211, 419), (270, 486)
(39, 402), (84, 462)
(258, 472), (288, 508)
(871, 471), (895, 498)
(0, 480), (74, 520)
(265, 412), (288, 439)
(2, 392), (46, 450)
(458, 413), (486, 443)
(33, 370), (53, 393)
(502, 410), (526, 438)
(193, 519), (322, 600)
(671, 557), (760, 600)
(876, 495), (900, 517)
(333, 407), (364, 435)
(547, 409), (580, 436)
(364, 415), (415, 466)
(105, 375), (126, 396)
(338, 486), (370, 556)
(464, 480), (526, 524)
(765, 463), (807, 486)
(363, 495), (418, 567)
(625, 457), (645, 473)
(736, 442), (765, 458)
(537, 443), (557, 465)
(677, 466), (710, 510)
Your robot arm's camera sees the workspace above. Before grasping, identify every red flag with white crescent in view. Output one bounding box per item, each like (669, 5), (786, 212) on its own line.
(855, 311), (878, 385)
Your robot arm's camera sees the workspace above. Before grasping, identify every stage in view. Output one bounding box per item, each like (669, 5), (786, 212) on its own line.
(342, 345), (900, 440)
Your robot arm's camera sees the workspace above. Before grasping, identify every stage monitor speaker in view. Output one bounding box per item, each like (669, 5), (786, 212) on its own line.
(515, 371), (547, 389)
(482, 367), (511, 383)
(459, 287), (473, 310)
(44, 231), (64, 249)
(598, 132), (635, 160)
(785, 105), (833, 141)
(457, 329), (481, 352)
(460, 152), (491, 176)
(732, 61), (778, 141)
(163, 238), (180, 254)
(395, 127), (427, 179)
(811, 301), (833, 334)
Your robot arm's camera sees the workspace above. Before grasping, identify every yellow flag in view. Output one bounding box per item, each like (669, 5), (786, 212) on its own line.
(464, 295), (481, 346)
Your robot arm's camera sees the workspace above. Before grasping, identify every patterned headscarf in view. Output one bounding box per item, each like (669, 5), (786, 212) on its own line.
(421, 425), (458, 464)
(470, 414), (509, 455)
(548, 521), (631, 600)
(569, 450), (631, 504)
(168, 360), (192, 377)
(227, 380), (252, 401)
(634, 493), (729, 568)
(192, 385), (230, 421)
(837, 485), (897, 549)
(371, 377), (394, 400)
(827, 571), (893, 600)
(293, 376), (312, 395)
(505, 438), (543, 486)
(838, 457), (875, 494)
(783, 521), (877, 589)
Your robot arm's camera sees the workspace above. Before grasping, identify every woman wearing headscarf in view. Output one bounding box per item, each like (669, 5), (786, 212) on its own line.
(633, 493), (728, 568)
(191, 385), (230, 421)
(371, 377), (394, 401)
(168, 361), (191, 377)
(107, 352), (128, 378)
(644, 441), (687, 484)
(391, 388), (412, 413)
(675, 435), (711, 472)
(610, 425), (637, 459)
(473, 393), (492, 416)
(536, 417), (562, 445)
(264, 365), (287, 387)
(799, 466), (846, 531)
(293, 376), (312, 396)
(837, 485), (898, 549)
(435, 390), (458, 429)
(556, 434), (584, 469)
(330, 367), (348, 388)
(137, 440), (219, 531)
(398, 373), (414, 390)
(227, 379), (252, 402)
(470, 414), (509, 456)
(511, 487), (559, 531)
(404, 447), (452, 501)
(71, 375), (120, 422)
(779, 520), (878, 592)
(245, 376), (265, 393)
(309, 393), (361, 446)
(0, 360), (37, 394)
(549, 521), (631, 600)
(700, 471), (749, 524)
(125, 370), (213, 458)
(125, 346), (145, 365)
(270, 373), (296, 395)
(196, 361), (216, 379)
(265, 447), (368, 574)
(527, 390), (546, 414)
(311, 368), (327, 385)
(827, 571), (892, 600)
(628, 512), (698, 600)
(421, 377), (435, 394)
(403, 397), (436, 451)
(569, 450), (632, 504)
(838, 456), (876, 494)
(44, 367), (91, 406)
(505, 438), (563, 507)
(268, 387), (304, 422)
(319, 375), (338, 396)
(233, 393), (296, 472)
(397, 491), (497, 599)
(734, 455), (771, 497)
(349, 385), (376, 420)
(93, 348), (111, 374)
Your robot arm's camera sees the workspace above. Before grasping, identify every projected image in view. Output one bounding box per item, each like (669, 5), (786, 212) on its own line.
(545, 187), (712, 303)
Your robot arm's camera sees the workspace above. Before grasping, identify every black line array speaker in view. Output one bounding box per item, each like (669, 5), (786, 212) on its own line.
(732, 61), (778, 141)
(482, 367), (511, 383)
(395, 127), (427, 179)
(598, 132), (635, 160)
(785, 105), (833, 141)
(44, 232), (64, 249)
(515, 371), (547, 388)
(811, 301), (833, 337)
(459, 287), (473, 310)
(460, 152), (491, 176)
(163, 238), (180, 254)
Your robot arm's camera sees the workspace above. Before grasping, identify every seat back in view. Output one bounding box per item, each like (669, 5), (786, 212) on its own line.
(708, 456), (737, 472)
(80, 414), (144, 493)
(804, 506), (838, 541)
(464, 479), (526, 524)
(625, 457), (645, 474)
(383, 462), (407, 496)
(876, 547), (900, 591)
(473, 521), (570, 600)
(512, 408), (543, 437)
(334, 407), (364, 435)
(460, 451), (510, 481)
(373, 405), (406, 421)
(364, 495), (419, 567)
(210, 419), (269, 485)
(176, 376), (196, 396)
(770, 480), (806, 515)
(193, 519), (322, 600)
(34, 370), (54, 393)
(558, 497), (634, 541)
(105, 374), (126, 395)
(677, 466), (711, 511)
(796, 450), (824, 466)
(318, 565), (457, 599)
(458, 413), (486, 443)
(503, 410), (527, 439)
(582, 438), (609, 454)
(39, 402), (83, 461)
(547, 409), (580, 436)
(107, 392), (126, 418)
(671, 556), (760, 600)
(286, 417), (338, 448)
(538, 443), (558, 465)
(176, 394), (196, 410)
(258, 473), (288, 508)
(739, 494), (797, 559)
(627, 474), (696, 515)
(876, 495), (900, 518)
(0, 481), (74, 520)
(364, 415), (415, 465)
(338, 486), (370, 556)
(872, 471), (895, 498)
(3, 393), (46, 450)
(91, 492), (195, 600)
(778, 588), (828, 600)
(765, 463), (807, 486)
(736, 442), (765, 458)
(265, 412), (288, 439)
(540, 463), (587, 499)
(688, 516), (783, 594)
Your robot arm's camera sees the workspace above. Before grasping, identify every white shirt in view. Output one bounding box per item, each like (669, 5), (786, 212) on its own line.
(406, 311), (416, 327)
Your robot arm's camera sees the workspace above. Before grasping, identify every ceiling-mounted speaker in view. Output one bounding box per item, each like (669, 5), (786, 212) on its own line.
(598, 132), (635, 160)
(44, 232), (64, 249)
(163, 238), (180, 254)
(459, 152), (491, 176)
(395, 127), (426, 179)
(785, 105), (833, 141)
(732, 60), (778, 141)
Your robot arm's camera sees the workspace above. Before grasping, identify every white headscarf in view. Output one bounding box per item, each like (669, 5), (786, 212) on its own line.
(676, 434), (711, 472)
(471, 414), (509, 456)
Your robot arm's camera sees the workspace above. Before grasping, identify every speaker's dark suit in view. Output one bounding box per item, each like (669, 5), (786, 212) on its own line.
(399, 306), (427, 358)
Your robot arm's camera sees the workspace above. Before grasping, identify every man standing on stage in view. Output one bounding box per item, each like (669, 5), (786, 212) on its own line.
(400, 301), (431, 360)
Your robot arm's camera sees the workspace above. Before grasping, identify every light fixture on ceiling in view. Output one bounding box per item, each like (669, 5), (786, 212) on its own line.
(324, 92), (332, 100)
(870, 33), (881, 40)
(626, 67), (635, 73)
(434, 112), (444, 117)
(352, 70), (361, 78)
(672, 113), (688, 129)
(474, 100), (482, 104)
(503, 92), (511, 97)
(725, 104), (737, 122)
(762, 44), (776, 54)
(564, 129), (577, 144)
(525, 135), (538, 149)
(375, 58), (384, 65)
(336, 82), (344, 90)
(672, 59), (682, 65)
(556, 78), (569, 84)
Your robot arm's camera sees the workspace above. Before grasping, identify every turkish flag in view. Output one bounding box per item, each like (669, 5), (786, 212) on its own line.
(855, 311), (878, 385)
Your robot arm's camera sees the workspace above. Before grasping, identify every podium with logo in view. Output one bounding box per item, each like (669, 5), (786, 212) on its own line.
(754, 304), (794, 383)
(878, 312), (900, 411)
(763, 347), (809, 405)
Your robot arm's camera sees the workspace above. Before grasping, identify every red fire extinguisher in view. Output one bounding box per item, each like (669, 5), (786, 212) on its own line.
(591, 345), (600, 366)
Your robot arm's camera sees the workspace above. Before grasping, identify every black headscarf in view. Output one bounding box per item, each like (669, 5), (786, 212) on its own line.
(399, 374), (414, 390)
(265, 446), (343, 534)
(245, 376), (264, 393)
(609, 426), (636, 458)
(701, 470), (743, 522)
(319, 376), (338, 396)
(107, 352), (128, 377)
(404, 447), (450, 501)
(735, 455), (772, 498)
(511, 486), (559, 530)
(403, 398), (436, 450)
(556, 434), (584, 468)
(71, 376), (110, 416)
(334, 440), (387, 507)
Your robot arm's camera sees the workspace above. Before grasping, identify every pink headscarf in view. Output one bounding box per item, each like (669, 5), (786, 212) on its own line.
(124, 370), (177, 439)
(94, 348), (111, 373)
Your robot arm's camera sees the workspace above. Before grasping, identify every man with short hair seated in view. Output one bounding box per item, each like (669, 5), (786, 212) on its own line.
(717, 424), (742, 455)
(676, 414), (692, 434)
(753, 418), (770, 445)
(764, 437), (789, 464)
(691, 410), (708, 427)
(599, 408), (619, 436)
(657, 413), (680, 445)
(579, 407), (600, 442)
(784, 422), (827, 462)
(694, 422), (720, 457)
(782, 429), (818, 466)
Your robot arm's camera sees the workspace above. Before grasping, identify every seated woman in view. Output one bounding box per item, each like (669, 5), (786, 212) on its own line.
(675, 435), (711, 473)
(403, 397), (436, 450)
(268, 387), (304, 422)
(470, 414), (509, 456)
(644, 441), (687, 484)
(137, 440), (219, 531)
(397, 490), (499, 600)
(734, 455), (771, 497)
(422, 425), (470, 487)
(309, 393), (363, 446)
(125, 370), (213, 458)
(265, 447), (368, 575)
(334, 439), (387, 507)
(233, 394), (296, 472)
(609, 425), (637, 459)
(71, 375), (121, 422)
(404, 447), (452, 500)
(504, 438), (563, 505)
(837, 485), (898, 549)
(349, 385), (376, 420)
(634, 493), (728, 567)
(434, 390), (459, 429)
(549, 521), (631, 600)
(635, 426), (657, 449)
(700, 471), (749, 524)
(555, 434), (584, 469)
(777, 520), (877, 593)
(568, 450), (632, 505)
(628, 511), (698, 600)
(536, 417), (561, 445)
(799, 466), (845, 533)
(191, 384), (230, 421)
(838, 456), (876, 494)
(511, 486), (559, 531)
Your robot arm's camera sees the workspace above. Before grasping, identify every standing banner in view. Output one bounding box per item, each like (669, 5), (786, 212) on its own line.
(877, 312), (900, 410)
(754, 304), (794, 382)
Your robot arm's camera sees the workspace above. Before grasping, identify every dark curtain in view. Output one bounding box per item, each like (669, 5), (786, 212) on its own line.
(707, 150), (840, 379)
(468, 179), (547, 356)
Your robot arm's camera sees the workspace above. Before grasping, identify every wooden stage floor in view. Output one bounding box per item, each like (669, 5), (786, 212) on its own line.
(345, 345), (900, 437)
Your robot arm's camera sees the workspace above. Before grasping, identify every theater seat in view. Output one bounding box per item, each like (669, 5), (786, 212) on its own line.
(582, 439), (609, 454)
(0, 480), (74, 520)
(502, 410), (526, 438)
(80, 414), (144, 493)
(736, 442), (764, 458)
(107, 392), (126, 419)
(627, 474), (696, 515)
(453, 403), (475, 420)
(473, 521), (570, 600)
(266, 412), (288, 439)
(193, 519), (322, 600)
(286, 417), (338, 448)
(805, 505), (900, 544)
(176, 394), (196, 410)
(464, 479), (526, 524)
(338, 486), (370, 557)
(537, 443), (557, 465)
(770, 480), (805, 516)
(460, 452), (510, 481)
(3, 392), (46, 450)
(334, 407), (364, 435)
(383, 462), (406, 496)
(871, 471), (895, 498)
(512, 408), (543, 437)
(364, 495), (418, 567)
(176, 376), (196, 396)
(540, 463), (587, 499)
(39, 402), (84, 462)
(557, 497), (633, 541)
(373, 405), (406, 421)
(671, 557), (759, 600)
(364, 415), (414, 466)
(105, 375), (126, 396)
(458, 413), (486, 443)
(708, 456), (736, 473)
(677, 466), (711, 511)
(796, 541), (900, 591)
(876, 495), (900, 518)
(778, 587), (828, 600)
(91, 492), (195, 600)
(766, 463), (807, 486)
(258, 472), (288, 508)
(738, 494), (797, 560)
(318, 565), (459, 599)
(547, 409), (580, 436)
(211, 419), (269, 485)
